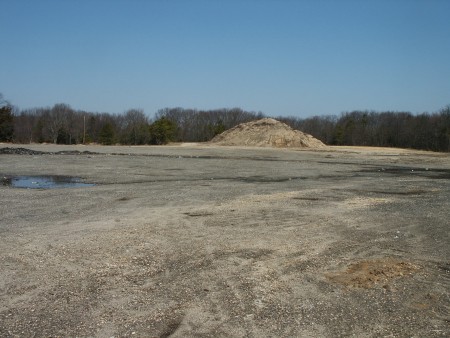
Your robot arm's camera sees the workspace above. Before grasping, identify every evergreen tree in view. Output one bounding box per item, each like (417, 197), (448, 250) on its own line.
(149, 117), (176, 145)
(99, 122), (115, 145)
(0, 100), (14, 142)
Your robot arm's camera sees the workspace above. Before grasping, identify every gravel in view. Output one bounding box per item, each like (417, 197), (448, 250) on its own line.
(0, 144), (449, 337)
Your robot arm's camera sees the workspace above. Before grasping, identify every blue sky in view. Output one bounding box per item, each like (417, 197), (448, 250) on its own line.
(1, 0), (449, 118)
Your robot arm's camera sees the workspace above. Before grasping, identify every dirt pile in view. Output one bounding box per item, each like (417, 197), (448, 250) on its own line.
(210, 118), (326, 148)
(0, 147), (45, 155)
(0, 147), (98, 156)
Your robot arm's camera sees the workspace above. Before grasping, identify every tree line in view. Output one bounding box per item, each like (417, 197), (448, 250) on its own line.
(1, 94), (449, 151)
(277, 106), (450, 152)
(2, 96), (264, 146)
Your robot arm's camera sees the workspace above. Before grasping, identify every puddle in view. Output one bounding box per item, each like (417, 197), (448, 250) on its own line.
(1, 175), (95, 189)
(360, 167), (450, 179)
(237, 176), (305, 183)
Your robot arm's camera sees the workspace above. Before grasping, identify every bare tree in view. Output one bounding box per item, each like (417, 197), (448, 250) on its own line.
(119, 109), (149, 145)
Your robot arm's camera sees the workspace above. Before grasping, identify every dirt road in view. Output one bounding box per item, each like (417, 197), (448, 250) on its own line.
(1, 144), (449, 337)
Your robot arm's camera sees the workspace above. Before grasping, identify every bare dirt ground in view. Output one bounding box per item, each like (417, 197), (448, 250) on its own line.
(0, 143), (449, 337)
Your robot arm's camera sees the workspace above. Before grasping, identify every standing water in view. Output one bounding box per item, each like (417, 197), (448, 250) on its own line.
(1, 175), (95, 189)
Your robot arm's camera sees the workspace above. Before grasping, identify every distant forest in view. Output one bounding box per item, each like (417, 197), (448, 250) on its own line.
(1, 94), (449, 152)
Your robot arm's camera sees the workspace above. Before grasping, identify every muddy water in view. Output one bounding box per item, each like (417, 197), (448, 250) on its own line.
(1, 175), (95, 189)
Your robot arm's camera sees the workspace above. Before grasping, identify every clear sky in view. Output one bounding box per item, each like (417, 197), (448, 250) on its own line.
(1, 0), (449, 118)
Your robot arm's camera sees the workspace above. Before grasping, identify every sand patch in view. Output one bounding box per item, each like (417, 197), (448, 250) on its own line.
(327, 258), (419, 289)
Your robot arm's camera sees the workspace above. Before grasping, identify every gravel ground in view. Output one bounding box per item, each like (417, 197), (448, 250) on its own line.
(0, 143), (449, 337)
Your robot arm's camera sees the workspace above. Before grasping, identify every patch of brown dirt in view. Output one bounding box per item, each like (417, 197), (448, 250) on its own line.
(327, 258), (419, 289)
(210, 118), (326, 148)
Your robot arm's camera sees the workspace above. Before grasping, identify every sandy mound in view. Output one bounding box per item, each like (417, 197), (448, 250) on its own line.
(210, 118), (325, 148)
